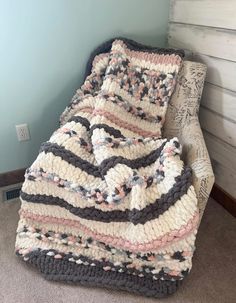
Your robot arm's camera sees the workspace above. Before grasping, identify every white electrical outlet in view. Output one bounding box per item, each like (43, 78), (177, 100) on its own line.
(15, 123), (30, 141)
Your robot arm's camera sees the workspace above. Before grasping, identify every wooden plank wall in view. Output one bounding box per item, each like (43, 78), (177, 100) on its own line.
(168, 0), (236, 198)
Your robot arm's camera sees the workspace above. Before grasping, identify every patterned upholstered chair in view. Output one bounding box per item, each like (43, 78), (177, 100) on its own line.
(163, 61), (215, 221)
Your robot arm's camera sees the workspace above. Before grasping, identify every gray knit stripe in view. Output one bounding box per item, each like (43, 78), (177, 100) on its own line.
(18, 250), (182, 298)
(39, 140), (168, 179)
(20, 167), (192, 225)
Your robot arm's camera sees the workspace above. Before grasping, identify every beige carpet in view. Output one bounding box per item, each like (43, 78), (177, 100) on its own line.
(0, 198), (235, 303)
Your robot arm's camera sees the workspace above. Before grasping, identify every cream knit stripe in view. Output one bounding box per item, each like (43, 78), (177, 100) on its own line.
(65, 81), (168, 126)
(91, 98), (163, 135)
(89, 115), (139, 138)
(115, 58), (180, 74)
(69, 95), (95, 110)
(28, 152), (104, 188)
(17, 216), (196, 255)
(18, 208), (198, 252)
(112, 39), (182, 63)
(22, 169), (181, 212)
(36, 144), (94, 172)
(17, 222), (193, 265)
(92, 131), (166, 157)
(64, 100), (159, 138)
(61, 95), (94, 126)
(102, 79), (169, 118)
(49, 133), (94, 163)
(60, 98), (95, 126)
(92, 132), (162, 149)
(63, 195), (198, 243)
(53, 115), (91, 137)
(21, 167), (192, 216)
(111, 41), (182, 73)
(26, 150), (182, 195)
(70, 111), (94, 123)
(21, 180), (109, 209)
(16, 223), (193, 269)
(28, 146), (182, 190)
(56, 117), (90, 134)
(19, 187), (198, 243)
(93, 139), (184, 199)
(101, 79), (169, 117)
(101, 160), (184, 203)
(92, 130), (181, 161)
(51, 126), (87, 142)
(24, 150), (187, 211)
(83, 108), (161, 137)
(97, 87), (167, 120)
(93, 146), (179, 171)
(92, 140), (165, 161)
(92, 53), (109, 73)
(50, 112), (93, 160)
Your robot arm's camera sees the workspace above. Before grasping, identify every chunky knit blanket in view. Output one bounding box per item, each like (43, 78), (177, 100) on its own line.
(16, 39), (199, 298)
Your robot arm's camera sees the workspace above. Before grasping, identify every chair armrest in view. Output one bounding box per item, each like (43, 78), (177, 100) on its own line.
(179, 117), (215, 220)
(164, 116), (215, 221)
(163, 61), (214, 221)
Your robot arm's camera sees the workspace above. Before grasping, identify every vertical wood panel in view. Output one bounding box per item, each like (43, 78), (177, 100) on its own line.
(191, 54), (236, 92)
(168, 23), (236, 61)
(201, 84), (236, 122)
(203, 131), (236, 172)
(168, 0), (236, 198)
(170, 0), (236, 30)
(199, 107), (236, 147)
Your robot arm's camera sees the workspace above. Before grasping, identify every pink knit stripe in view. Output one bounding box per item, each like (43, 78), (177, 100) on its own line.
(80, 107), (161, 137)
(112, 40), (182, 67)
(19, 209), (199, 252)
(92, 53), (109, 69)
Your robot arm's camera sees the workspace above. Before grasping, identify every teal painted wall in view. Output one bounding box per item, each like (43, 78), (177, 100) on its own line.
(0, 0), (170, 173)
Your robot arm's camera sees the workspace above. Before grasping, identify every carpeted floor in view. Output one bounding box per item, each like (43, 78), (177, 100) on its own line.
(0, 198), (235, 303)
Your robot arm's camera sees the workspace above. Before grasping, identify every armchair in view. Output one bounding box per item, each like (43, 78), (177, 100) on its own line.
(163, 61), (215, 220)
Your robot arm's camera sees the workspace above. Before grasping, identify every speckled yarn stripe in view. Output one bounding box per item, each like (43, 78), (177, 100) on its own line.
(15, 39), (200, 298)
